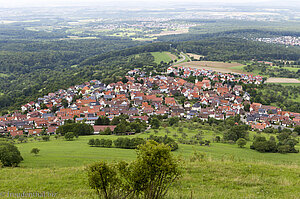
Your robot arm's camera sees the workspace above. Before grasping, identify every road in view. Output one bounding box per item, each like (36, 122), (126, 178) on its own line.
(174, 52), (191, 64)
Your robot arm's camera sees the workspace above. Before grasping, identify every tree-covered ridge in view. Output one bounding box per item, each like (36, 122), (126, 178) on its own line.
(157, 28), (300, 42)
(176, 38), (300, 61)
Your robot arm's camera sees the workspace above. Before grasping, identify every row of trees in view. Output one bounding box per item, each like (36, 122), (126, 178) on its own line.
(56, 123), (94, 136)
(88, 135), (179, 151)
(88, 138), (113, 148)
(250, 133), (299, 153)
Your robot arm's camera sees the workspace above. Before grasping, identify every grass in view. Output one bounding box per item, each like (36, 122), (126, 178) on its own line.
(13, 125), (300, 168)
(1, 125), (300, 198)
(151, 51), (176, 64)
(1, 148), (300, 199)
(0, 73), (9, 78)
(17, 136), (136, 168)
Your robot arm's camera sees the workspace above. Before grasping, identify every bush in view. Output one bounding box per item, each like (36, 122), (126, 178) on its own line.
(42, 135), (50, 141)
(87, 141), (181, 199)
(99, 127), (112, 135)
(0, 142), (23, 167)
(65, 132), (75, 141)
(88, 139), (95, 146)
(250, 135), (298, 153)
(31, 148), (40, 156)
(237, 138), (247, 148)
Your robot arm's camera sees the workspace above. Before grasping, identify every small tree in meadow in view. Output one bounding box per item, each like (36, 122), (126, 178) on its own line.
(65, 132), (75, 141)
(31, 148), (40, 156)
(237, 138), (247, 148)
(42, 135), (50, 142)
(88, 139), (95, 146)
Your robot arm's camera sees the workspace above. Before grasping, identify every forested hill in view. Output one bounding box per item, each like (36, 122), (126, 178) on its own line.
(157, 29), (300, 42)
(176, 38), (300, 61)
(1, 36), (300, 113)
(80, 42), (172, 66)
(81, 37), (300, 66)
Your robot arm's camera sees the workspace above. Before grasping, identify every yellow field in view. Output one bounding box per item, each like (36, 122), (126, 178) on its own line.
(175, 61), (246, 74)
(265, 78), (300, 84)
(186, 53), (204, 60)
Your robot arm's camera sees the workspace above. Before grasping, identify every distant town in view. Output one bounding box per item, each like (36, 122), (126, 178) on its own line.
(255, 36), (300, 46)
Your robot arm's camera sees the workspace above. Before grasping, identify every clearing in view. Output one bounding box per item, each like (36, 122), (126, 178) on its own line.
(186, 53), (204, 60)
(265, 78), (300, 84)
(148, 29), (189, 37)
(175, 61), (246, 74)
(151, 51), (177, 64)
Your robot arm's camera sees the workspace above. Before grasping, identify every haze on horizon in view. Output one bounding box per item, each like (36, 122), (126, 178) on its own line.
(0, 0), (299, 9)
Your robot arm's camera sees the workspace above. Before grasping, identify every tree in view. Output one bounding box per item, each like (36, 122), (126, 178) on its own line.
(42, 135), (50, 142)
(150, 118), (160, 129)
(100, 127), (112, 135)
(223, 125), (249, 142)
(104, 139), (113, 148)
(94, 139), (100, 147)
(131, 141), (181, 198)
(215, 136), (221, 143)
(0, 142), (23, 167)
(56, 123), (94, 136)
(65, 132), (75, 141)
(236, 138), (247, 148)
(95, 116), (110, 125)
(18, 135), (26, 143)
(114, 121), (129, 135)
(168, 117), (179, 126)
(88, 139), (95, 146)
(61, 98), (69, 108)
(31, 148), (40, 156)
(293, 125), (300, 135)
(87, 162), (123, 199)
(87, 141), (181, 199)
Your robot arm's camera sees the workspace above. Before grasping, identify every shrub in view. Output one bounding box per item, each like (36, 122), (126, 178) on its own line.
(42, 135), (50, 142)
(87, 141), (181, 199)
(237, 138), (247, 148)
(88, 139), (95, 146)
(65, 132), (75, 141)
(31, 148), (40, 156)
(0, 142), (23, 167)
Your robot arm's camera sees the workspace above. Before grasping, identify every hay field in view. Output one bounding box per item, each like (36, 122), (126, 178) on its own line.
(175, 61), (246, 74)
(265, 78), (300, 84)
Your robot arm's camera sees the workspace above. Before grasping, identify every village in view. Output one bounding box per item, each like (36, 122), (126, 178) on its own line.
(0, 65), (299, 138)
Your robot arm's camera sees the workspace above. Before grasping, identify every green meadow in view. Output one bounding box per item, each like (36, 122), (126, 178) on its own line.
(151, 51), (176, 64)
(1, 126), (300, 198)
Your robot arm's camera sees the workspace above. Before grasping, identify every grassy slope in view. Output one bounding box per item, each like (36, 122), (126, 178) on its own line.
(151, 51), (175, 64)
(1, 127), (300, 198)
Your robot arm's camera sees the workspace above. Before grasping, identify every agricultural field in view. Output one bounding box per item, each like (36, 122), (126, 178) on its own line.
(175, 61), (247, 74)
(1, 124), (300, 199)
(148, 29), (189, 37)
(186, 53), (204, 60)
(265, 78), (300, 84)
(151, 51), (177, 64)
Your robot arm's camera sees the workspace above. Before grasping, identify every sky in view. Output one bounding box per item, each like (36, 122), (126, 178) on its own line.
(0, 0), (298, 8)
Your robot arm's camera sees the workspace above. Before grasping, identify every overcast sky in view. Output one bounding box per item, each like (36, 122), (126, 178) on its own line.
(0, 0), (299, 8)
